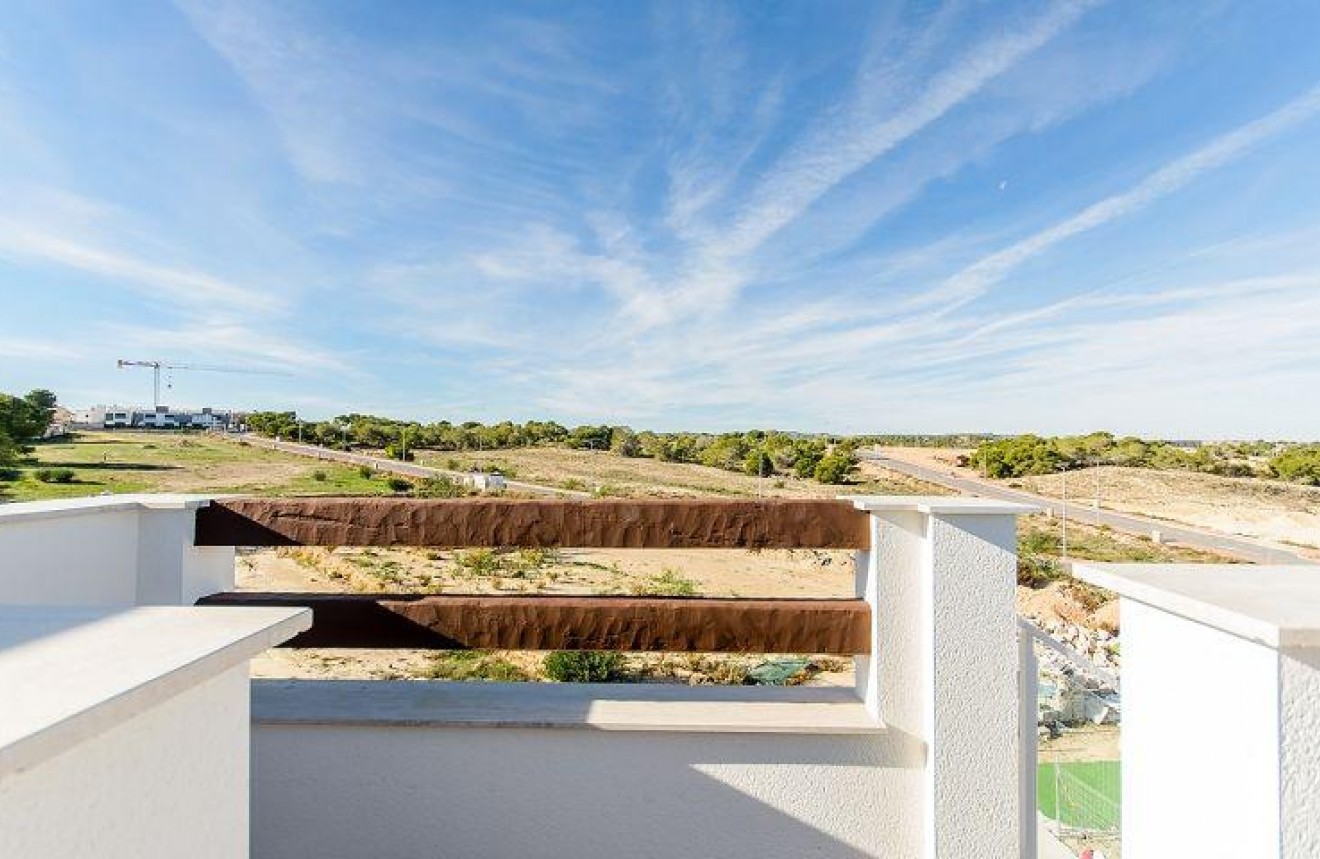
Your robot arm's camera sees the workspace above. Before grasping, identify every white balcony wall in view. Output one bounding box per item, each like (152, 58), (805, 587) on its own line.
(1077, 563), (1320, 859)
(0, 495), (1032, 859)
(1, 668), (251, 859)
(0, 495), (234, 606)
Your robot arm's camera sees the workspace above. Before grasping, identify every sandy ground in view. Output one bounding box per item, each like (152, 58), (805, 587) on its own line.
(1022, 466), (1320, 551)
(238, 545), (857, 682)
(1039, 724), (1120, 763)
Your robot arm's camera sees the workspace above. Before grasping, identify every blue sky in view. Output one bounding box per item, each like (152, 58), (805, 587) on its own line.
(2, 1), (1320, 437)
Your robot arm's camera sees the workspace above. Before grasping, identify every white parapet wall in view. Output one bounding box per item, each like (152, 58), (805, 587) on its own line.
(0, 606), (310, 859)
(0, 494), (1034, 859)
(251, 496), (1032, 859)
(0, 495), (235, 605)
(1076, 563), (1320, 859)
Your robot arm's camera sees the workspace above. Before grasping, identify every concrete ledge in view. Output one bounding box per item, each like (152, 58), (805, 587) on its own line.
(253, 679), (889, 734)
(842, 495), (1038, 515)
(0, 605), (310, 779)
(0, 494), (215, 524)
(1074, 562), (1320, 647)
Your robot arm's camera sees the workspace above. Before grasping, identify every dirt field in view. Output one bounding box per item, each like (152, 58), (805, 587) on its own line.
(1021, 466), (1320, 551)
(424, 446), (943, 498)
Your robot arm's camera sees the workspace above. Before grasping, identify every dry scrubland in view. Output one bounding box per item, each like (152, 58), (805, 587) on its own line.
(422, 446), (934, 498)
(881, 445), (1320, 554)
(5, 432), (1243, 684)
(1020, 466), (1320, 551)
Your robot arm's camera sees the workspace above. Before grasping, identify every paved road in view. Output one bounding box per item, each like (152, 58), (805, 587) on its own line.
(862, 450), (1316, 565)
(235, 434), (590, 498)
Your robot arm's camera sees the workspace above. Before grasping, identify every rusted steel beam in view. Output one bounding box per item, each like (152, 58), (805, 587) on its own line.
(194, 497), (870, 549)
(196, 592), (872, 654)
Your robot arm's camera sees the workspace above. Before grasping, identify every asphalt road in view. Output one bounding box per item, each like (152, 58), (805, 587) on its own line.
(236, 434), (589, 498)
(862, 451), (1316, 565)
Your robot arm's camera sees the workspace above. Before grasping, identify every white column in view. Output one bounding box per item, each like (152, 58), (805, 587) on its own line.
(1075, 563), (1320, 859)
(134, 498), (234, 605)
(849, 497), (1034, 859)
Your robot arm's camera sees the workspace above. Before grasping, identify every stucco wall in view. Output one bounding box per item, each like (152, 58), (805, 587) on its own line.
(0, 497), (233, 607)
(0, 667), (250, 859)
(0, 505), (142, 604)
(1281, 646), (1320, 857)
(1122, 599), (1280, 858)
(252, 723), (923, 859)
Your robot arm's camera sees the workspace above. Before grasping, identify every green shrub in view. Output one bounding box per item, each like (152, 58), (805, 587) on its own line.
(311, 469), (328, 482)
(631, 569), (699, 596)
(358, 465), (374, 479)
(386, 476), (413, 493)
(543, 650), (624, 683)
(422, 651), (528, 682)
(454, 548), (505, 577)
(813, 450), (858, 484)
(33, 467), (76, 484)
(384, 443), (414, 461)
(415, 476), (466, 498)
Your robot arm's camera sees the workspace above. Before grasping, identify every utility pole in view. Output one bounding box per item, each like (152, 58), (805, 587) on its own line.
(1060, 466), (1069, 561)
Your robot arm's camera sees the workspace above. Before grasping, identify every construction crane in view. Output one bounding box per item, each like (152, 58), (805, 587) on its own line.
(116, 359), (288, 409)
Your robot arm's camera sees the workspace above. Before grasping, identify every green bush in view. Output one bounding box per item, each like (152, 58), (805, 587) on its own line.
(422, 651), (528, 682)
(453, 548), (505, 577)
(311, 469), (328, 482)
(384, 443), (414, 461)
(631, 569), (699, 596)
(386, 476), (413, 492)
(415, 476), (466, 498)
(813, 450), (858, 484)
(1270, 445), (1320, 485)
(543, 650), (624, 682)
(358, 465), (374, 479)
(33, 467), (76, 484)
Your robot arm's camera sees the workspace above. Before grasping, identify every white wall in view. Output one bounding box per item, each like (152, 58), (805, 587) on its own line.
(0, 496), (234, 606)
(253, 723), (921, 859)
(1281, 647), (1320, 857)
(1123, 599), (1282, 858)
(0, 667), (250, 859)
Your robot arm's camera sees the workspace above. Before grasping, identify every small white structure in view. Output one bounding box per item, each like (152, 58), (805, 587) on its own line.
(468, 470), (507, 491)
(1076, 563), (1320, 858)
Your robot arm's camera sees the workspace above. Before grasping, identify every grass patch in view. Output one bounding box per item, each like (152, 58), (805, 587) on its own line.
(630, 569), (699, 596)
(1037, 760), (1120, 830)
(422, 651), (529, 682)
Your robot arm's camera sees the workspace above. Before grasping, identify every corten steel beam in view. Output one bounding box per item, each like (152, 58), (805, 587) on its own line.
(194, 497), (871, 549)
(196, 592), (872, 654)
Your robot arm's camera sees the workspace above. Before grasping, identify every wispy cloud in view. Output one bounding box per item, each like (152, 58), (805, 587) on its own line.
(932, 80), (1320, 307)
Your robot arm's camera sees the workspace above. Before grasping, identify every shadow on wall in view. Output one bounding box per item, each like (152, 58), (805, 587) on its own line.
(251, 724), (925, 859)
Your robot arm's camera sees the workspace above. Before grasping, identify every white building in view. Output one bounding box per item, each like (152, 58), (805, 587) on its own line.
(71, 405), (237, 430)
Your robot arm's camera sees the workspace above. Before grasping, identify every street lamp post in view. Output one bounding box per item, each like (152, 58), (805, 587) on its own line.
(1060, 466), (1069, 561)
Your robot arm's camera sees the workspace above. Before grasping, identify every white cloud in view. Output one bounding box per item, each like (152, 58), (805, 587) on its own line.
(932, 80), (1320, 306)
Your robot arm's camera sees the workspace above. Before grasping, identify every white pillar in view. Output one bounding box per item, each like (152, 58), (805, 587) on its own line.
(134, 498), (235, 605)
(849, 497), (1034, 859)
(1075, 563), (1320, 858)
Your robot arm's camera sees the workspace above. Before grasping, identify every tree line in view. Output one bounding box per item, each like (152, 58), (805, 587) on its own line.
(244, 412), (862, 485)
(969, 432), (1320, 485)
